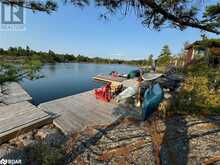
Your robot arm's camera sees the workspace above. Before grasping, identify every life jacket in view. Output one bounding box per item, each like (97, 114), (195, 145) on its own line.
(94, 83), (112, 102)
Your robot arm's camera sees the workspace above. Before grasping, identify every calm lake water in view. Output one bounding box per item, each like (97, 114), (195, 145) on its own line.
(20, 63), (137, 105)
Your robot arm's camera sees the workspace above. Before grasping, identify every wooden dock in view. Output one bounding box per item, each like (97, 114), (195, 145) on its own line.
(0, 101), (54, 144)
(39, 90), (122, 135)
(1, 82), (32, 105)
(93, 75), (127, 84)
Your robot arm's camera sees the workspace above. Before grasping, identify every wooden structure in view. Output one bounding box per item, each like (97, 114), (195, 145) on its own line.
(38, 72), (181, 136)
(185, 40), (220, 65)
(0, 82), (32, 105)
(93, 75), (126, 84)
(0, 101), (54, 144)
(121, 78), (138, 88)
(39, 90), (121, 134)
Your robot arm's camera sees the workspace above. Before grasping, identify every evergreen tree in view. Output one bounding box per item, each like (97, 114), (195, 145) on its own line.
(48, 50), (55, 56)
(160, 45), (171, 57)
(158, 45), (172, 65)
(147, 54), (153, 65)
(0, 48), (4, 54)
(26, 46), (30, 56)
(17, 47), (23, 56)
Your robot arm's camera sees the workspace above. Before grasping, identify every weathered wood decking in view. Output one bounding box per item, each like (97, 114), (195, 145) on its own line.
(93, 75), (139, 88)
(39, 90), (122, 134)
(0, 82), (55, 144)
(0, 101), (54, 144)
(121, 78), (138, 88)
(0, 82), (32, 105)
(93, 75), (126, 84)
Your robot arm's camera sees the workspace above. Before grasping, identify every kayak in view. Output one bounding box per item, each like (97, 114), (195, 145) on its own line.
(115, 86), (138, 102)
(127, 70), (140, 79)
(141, 83), (164, 120)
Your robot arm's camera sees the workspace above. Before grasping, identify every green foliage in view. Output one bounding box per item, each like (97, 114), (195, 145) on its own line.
(172, 76), (220, 115)
(22, 60), (43, 80)
(193, 38), (220, 49)
(23, 143), (64, 165)
(0, 46), (147, 66)
(48, 50), (55, 56)
(160, 45), (171, 57)
(0, 60), (43, 84)
(204, 3), (220, 29)
(0, 62), (20, 84)
(158, 45), (172, 66)
(147, 54), (153, 66)
(170, 59), (220, 115)
(205, 3), (220, 16)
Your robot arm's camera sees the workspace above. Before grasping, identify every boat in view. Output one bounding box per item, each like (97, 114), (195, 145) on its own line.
(142, 73), (163, 81)
(115, 86), (138, 102)
(127, 70), (140, 79)
(109, 71), (128, 78)
(141, 83), (164, 120)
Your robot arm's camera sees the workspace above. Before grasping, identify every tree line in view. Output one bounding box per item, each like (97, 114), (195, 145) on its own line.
(0, 44), (174, 85)
(0, 45), (173, 66)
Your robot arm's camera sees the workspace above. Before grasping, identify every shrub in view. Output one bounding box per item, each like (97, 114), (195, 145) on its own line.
(170, 60), (220, 115)
(24, 143), (64, 165)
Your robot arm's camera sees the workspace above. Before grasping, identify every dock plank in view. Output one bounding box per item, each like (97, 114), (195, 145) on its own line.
(70, 94), (115, 116)
(0, 101), (54, 144)
(0, 111), (48, 133)
(39, 90), (121, 134)
(1, 82), (32, 105)
(93, 75), (126, 83)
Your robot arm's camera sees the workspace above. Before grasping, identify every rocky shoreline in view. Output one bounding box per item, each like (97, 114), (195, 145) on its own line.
(0, 115), (220, 164)
(0, 124), (65, 157)
(64, 115), (220, 165)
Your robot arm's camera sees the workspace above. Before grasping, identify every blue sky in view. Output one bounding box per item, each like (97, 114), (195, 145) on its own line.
(0, 3), (219, 60)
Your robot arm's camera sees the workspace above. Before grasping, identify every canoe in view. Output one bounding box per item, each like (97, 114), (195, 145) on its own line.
(142, 73), (163, 81)
(115, 86), (138, 102)
(141, 83), (164, 120)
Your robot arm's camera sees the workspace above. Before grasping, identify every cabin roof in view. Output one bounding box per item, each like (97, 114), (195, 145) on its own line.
(185, 39), (220, 50)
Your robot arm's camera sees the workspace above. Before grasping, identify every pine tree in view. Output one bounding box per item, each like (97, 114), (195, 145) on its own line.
(160, 45), (171, 57)
(2, 1), (219, 34)
(158, 45), (172, 65)
(26, 46), (30, 56)
(48, 50), (55, 56)
(147, 54), (153, 65)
